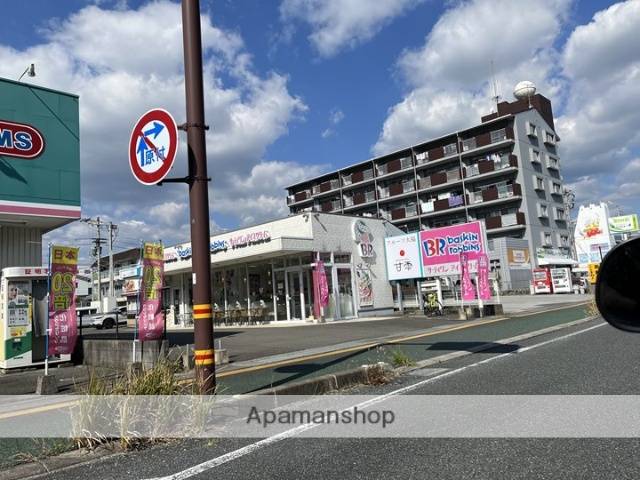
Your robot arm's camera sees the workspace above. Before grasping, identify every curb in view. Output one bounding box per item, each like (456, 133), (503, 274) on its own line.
(256, 363), (394, 396)
(0, 445), (127, 480)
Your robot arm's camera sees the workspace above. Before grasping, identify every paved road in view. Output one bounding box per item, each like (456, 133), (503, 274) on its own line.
(28, 314), (640, 480)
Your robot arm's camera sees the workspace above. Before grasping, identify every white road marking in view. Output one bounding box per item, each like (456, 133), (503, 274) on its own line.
(144, 321), (606, 480)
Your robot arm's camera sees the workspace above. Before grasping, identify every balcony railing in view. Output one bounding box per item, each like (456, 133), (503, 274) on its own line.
(345, 190), (376, 207)
(546, 155), (560, 170)
(470, 183), (521, 204)
(465, 154), (517, 178)
(461, 138), (477, 152)
(421, 194), (465, 214)
(485, 212), (526, 230)
(391, 204), (418, 220)
(342, 169), (374, 186)
(416, 151), (429, 164)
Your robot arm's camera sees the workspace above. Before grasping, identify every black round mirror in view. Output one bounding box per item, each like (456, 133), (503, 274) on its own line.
(596, 237), (640, 332)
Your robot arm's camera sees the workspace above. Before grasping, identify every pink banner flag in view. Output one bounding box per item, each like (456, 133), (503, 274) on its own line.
(460, 252), (476, 301)
(313, 260), (330, 318)
(48, 246), (79, 355)
(478, 253), (492, 300)
(138, 242), (164, 341)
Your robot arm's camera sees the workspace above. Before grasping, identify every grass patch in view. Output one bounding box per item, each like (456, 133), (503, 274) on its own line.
(389, 348), (415, 368)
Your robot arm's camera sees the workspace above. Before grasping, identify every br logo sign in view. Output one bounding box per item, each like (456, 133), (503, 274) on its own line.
(0, 120), (45, 159)
(423, 238), (446, 257)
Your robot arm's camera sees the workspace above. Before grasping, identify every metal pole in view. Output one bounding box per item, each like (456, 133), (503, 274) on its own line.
(182, 0), (215, 392)
(96, 217), (102, 313)
(108, 223), (115, 300)
(45, 243), (51, 376)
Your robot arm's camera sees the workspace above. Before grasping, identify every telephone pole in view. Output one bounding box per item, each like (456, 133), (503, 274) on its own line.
(83, 217), (117, 313)
(182, 0), (216, 392)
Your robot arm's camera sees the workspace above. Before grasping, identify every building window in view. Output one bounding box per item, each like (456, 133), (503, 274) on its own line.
(545, 131), (555, 144)
(528, 122), (537, 137)
(534, 176), (545, 191)
(531, 149), (541, 163)
(560, 235), (569, 246)
(443, 143), (457, 156)
(543, 232), (552, 246)
(552, 182), (562, 195)
(556, 208), (566, 221)
(539, 204), (548, 218)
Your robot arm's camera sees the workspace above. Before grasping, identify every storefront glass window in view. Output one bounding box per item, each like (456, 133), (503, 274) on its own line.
(247, 263), (274, 323)
(212, 270), (225, 311)
(274, 270), (287, 321)
(337, 268), (354, 318)
(333, 253), (351, 264)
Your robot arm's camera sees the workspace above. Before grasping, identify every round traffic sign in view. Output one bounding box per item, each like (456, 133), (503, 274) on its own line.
(129, 108), (178, 185)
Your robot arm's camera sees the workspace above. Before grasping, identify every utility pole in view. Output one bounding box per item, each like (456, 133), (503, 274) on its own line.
(182, 0), (215, 392)
(108, 222), (117, 299)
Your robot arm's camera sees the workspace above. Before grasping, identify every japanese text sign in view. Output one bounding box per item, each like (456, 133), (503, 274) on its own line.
(48, 245), (79, 355)
(138, 242), (164, 341)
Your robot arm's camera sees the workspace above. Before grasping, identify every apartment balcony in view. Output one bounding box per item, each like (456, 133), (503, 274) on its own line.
(320, 199), (341, 212)
(485, 212), (526, 231)
(378, 181), (415, 203)
(420, 194), (465, 216)
(288, 189), (313, 206)
(343, 191), (376, 210)
(465, 154), (517, 179)
(342, 168), (374, 188)
(312, 178), (341, 197)
(391, 204), (418, 221)
(460, 127), (515, 158)
(376, 156), (413, 180)
(468, 182), (522, 207)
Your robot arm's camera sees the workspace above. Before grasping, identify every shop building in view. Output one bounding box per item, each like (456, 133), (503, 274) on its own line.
(286, 90), (570, 278)
(0, 77), (81, 270)
(162, 213), (403, 326)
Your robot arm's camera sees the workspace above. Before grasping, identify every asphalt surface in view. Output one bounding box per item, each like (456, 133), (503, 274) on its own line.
(25, 315), (640, 480)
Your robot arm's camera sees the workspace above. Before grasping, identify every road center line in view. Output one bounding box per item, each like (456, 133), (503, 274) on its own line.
(144, 321), (606, 480)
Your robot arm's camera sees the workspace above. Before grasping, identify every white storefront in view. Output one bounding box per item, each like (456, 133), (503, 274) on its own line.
(163, 213), (403, 325)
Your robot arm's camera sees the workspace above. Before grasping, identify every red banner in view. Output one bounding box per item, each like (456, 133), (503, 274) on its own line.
(478, 253), (492, 300)
(48, 246), (79, 355)
(138, 242), (164, 341)
(460, 252), (476, 301)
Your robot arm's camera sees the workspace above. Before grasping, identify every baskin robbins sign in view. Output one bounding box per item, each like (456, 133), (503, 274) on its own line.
(419, 221), (487, 276)
(164, 230), (272, 263)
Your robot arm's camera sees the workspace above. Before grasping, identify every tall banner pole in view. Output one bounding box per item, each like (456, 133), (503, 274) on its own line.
(45, 243), (51, 376)
(182, 0), (215, 392)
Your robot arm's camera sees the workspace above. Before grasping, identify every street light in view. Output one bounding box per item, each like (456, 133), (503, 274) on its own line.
(17, 63), (36, 82)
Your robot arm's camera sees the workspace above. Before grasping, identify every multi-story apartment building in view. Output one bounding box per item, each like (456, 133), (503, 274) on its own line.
(286, 94), (570, 288)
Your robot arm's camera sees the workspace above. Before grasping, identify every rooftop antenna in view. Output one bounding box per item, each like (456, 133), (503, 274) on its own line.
(490, 60), (501, 112)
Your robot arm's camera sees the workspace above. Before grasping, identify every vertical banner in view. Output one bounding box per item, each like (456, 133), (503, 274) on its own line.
(355, 263), (374, 308)
(313, 260), (330, 319)
(460, 252), (476, 301)
(48, 246), (79, 355)
(138, 242), (164, 341)
(478, 253), (491, 300)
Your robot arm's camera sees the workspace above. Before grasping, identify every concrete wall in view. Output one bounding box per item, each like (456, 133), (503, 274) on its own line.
(81, 339), (167, 370)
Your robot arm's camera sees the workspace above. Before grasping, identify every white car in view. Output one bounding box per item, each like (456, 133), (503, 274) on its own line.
(89, 308), (128, 330)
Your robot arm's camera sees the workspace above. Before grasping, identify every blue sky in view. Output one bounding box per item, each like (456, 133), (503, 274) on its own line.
(0, 0), (638, 258)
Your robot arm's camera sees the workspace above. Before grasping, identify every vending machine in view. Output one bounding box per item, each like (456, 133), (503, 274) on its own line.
(532, 268), (552, 294)
(0, 267), (70, 369)
(550, 267), (573, 294)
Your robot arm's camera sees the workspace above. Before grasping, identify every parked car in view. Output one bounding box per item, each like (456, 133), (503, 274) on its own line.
(89, 307), (127, 330)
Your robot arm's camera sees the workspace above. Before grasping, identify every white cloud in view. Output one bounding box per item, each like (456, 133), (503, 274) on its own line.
(280, 0), (424, 57)
(0, 1), (312, 259)
(373, 0), (571, 155)
(212, 160), (327, 225)
(321, 107), (344, 138)
(557, 0), (640, 179)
